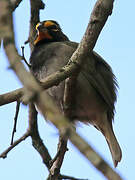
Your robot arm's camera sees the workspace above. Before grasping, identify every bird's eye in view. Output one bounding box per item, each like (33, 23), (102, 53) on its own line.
(50, 25), (57, 28)
(50, 25), (59, 31)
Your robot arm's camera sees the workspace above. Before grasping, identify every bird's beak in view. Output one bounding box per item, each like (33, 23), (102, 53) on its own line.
(34, 22), (53, 45)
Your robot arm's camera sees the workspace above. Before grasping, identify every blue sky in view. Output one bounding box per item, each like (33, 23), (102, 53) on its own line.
(0, 0), (135, 179)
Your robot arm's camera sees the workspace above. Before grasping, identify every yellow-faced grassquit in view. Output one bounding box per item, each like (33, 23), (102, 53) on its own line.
(30, 20), (122, 167)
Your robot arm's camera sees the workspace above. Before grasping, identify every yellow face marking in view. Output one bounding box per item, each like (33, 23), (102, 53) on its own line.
(36, 22), (41, 30)
(44, 21), (56, 27)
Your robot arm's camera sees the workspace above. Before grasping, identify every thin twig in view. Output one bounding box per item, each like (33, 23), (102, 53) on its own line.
(0, 131), (30, 159)
(59, 174), (88, 180)
(21, 46), (31, 68)
(11, 101), (20, 145)
(24, 38), (30, 44)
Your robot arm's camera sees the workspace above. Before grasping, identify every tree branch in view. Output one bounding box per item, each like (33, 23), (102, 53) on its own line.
(11, 101), (20, 145)
(28, 103), (52, 169)
(29, 0), (45, 50)
(49, 135), (68, 179)
(0, 88), (23, 106)
(10, 0), (23, 12)
(29, 104), (88, 180)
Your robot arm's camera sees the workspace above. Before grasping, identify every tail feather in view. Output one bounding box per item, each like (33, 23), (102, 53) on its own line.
(105, 126), (122, 167)
(95, 113), (122, 167)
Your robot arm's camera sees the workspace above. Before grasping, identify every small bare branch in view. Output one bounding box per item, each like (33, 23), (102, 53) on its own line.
(11, 101), (20, 145)
(0, 131), (30, 159)
(21, 46), (31, 68)
(58, 175), (88, 180)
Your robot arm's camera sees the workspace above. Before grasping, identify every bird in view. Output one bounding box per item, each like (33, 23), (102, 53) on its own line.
(29, 20), (122, 167)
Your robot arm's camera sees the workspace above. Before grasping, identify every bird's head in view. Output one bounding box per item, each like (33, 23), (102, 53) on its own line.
(34, 20), (69, 45)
